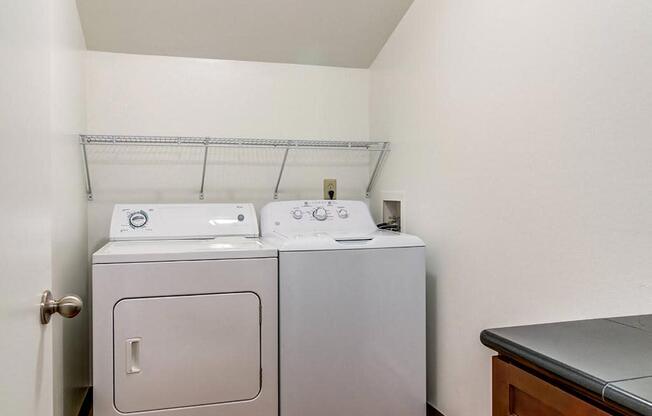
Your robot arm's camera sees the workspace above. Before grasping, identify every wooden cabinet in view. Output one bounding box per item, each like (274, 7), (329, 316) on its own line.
(492, 356), (631, 416)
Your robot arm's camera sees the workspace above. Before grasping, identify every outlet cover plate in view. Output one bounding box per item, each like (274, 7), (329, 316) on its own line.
(323, 179), (337, 200)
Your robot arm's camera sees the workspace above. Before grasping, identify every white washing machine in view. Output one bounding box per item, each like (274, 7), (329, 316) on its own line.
(92, 203), (277, 416)
(260, 200), (426, 416)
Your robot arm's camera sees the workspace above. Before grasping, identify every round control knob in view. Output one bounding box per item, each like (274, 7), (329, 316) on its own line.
(337, 208), (349, 219)
(128, 211), (148, 228)
(291, 209), (303, 220)
(312, 207), (328, 221)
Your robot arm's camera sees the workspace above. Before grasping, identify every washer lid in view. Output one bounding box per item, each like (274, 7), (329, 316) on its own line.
(110, 203), (259, 241)
(92, 237), (276, 264)
(263, 230), (424, 251)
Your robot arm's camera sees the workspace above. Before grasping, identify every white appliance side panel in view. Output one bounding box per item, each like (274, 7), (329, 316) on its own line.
(114, 293), (261, 413)
(279, 247), (426, 416)
(92, 258), (278, 416)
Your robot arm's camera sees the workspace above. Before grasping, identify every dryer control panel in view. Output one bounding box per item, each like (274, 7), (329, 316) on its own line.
(260, 200), (378, 237)
(110, 203), (259, 241)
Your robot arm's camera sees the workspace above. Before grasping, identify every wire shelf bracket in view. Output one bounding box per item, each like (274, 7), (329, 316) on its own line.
(79, 134), (390, 201)
(80, 136), (93, 201)
(199, 139), (209, 200)
(366, 142), (389, 198)
(274, 147), (291, 200)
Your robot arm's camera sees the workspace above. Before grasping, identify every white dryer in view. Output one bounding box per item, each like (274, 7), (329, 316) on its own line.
(261, 200), (426, 416)
(92, 204), (277, 416)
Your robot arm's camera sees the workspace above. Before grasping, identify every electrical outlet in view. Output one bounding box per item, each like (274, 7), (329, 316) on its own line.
(323, 179), (337, 200)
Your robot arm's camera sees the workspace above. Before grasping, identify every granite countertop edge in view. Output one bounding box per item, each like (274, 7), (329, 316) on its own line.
(480, 329), (608, 396)
(480, 328), (652, 416)
(603, 384), (652, 416)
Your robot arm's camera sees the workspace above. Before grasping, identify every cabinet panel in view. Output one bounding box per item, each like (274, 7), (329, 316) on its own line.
(492, 357), (611, 416)
(511, 388), (564, 416)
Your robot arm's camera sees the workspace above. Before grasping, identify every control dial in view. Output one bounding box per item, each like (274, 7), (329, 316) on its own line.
(312, 207), (328, 221)
(128, 210), (148, 228)
(337, 208), (349, 219)
(291, 209), (303, 220)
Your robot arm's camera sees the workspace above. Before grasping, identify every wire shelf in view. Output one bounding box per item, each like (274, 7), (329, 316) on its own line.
(81, 135), (388, 151)
(79, 135), (390, 200)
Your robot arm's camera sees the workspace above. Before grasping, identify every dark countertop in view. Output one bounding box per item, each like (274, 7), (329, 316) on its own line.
(481, 315), (652, 415)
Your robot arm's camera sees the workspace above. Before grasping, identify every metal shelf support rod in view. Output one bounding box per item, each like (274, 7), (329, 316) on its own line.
(199, 140), (209, 200)
(274, 147), (290, 200)
(366, 142), (389, 198)
(80, 136), (93, 200)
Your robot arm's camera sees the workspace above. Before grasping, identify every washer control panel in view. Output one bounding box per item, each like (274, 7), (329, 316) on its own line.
(260, 200), (378, 236)
(110, 203), (259, 241)
(286, 201), (350, 223)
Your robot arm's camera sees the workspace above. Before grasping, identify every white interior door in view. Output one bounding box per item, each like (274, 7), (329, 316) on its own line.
(113, 293), (262, 413)
(1, 2), (88, 416)
(0, 2), (56, 415)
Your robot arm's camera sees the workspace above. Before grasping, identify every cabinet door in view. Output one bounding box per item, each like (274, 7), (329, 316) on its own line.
(492, 357), (610, 416)
(114, 293), (261, 413)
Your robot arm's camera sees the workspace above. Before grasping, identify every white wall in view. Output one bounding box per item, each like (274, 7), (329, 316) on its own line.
(50, 2), (89, 416)
(369, 1), (652, 415)
(84, 52), (370, 251)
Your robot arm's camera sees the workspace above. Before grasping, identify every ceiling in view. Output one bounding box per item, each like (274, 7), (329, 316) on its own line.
(76, 0), (414, 68)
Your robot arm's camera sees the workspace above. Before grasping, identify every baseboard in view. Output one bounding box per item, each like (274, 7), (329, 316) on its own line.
(428, 403), (445, 416)
(77, 388), (92, 416)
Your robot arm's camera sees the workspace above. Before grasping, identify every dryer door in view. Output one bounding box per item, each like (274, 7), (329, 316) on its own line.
(113, 292), (261, 413)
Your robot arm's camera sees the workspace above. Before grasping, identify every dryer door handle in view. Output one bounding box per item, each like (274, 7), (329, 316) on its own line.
(126, 338), (142, 374)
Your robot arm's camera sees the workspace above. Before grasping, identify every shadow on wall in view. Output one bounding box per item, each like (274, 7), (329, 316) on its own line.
(85, 145), (371, 201)
(426, 269), (439, 412)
